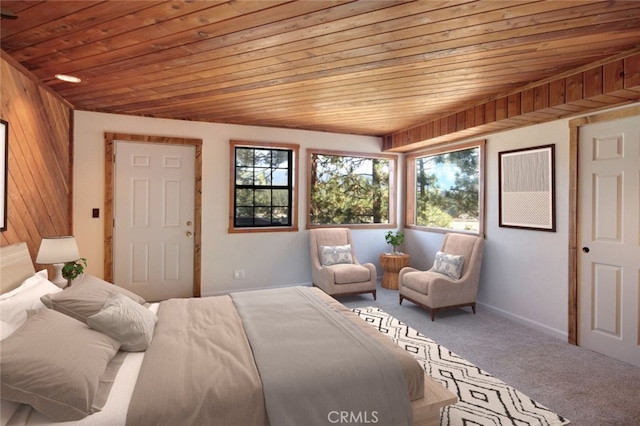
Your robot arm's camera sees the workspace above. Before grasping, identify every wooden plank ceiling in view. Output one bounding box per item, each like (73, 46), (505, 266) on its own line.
(2, 0), (640, 150)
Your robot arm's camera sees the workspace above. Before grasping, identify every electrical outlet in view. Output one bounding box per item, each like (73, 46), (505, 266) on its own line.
(233, 269), (245, 280)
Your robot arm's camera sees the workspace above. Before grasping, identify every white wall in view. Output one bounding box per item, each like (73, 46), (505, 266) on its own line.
(75, 108), (633, 342)
(405, 119), (571, 340)
(73, 111), (401, 296)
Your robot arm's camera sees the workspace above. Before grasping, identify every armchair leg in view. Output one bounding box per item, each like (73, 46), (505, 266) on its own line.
(372, 290), (377, 300)
(399, 294), (403, 305)
(471, 303), (476, 314)
(431, 309), (436, 321)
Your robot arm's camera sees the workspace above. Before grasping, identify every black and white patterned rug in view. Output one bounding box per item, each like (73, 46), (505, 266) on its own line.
(351, 306), (569, 426)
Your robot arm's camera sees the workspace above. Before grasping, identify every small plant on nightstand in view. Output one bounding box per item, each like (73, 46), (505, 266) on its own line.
(62, 258), (87, 287)
(384, 231), (405, 254)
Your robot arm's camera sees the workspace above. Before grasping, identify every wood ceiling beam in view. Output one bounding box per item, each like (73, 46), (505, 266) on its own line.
(383, 52), (640, 152)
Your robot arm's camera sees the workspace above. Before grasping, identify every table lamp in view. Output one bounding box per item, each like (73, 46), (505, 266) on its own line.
(36, 236), (81, 288)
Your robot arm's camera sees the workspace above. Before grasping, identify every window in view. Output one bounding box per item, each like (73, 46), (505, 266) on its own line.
(230, 140), (299, 233)
(405, 140), (485, 235)
(307, 150), (397, 228)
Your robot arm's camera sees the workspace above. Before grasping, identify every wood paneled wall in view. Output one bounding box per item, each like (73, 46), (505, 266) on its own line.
(0, 51), (73, 266)
(383, 51), (640, 152)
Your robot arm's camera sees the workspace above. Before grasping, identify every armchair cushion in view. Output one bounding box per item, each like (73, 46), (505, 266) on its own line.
(402, 271), (441, 294)
(309, 227), (376, 299)
(320, 245), (354, 266)
(330, 264), (371, 284)
(399, 233), (484, 320)
(432, 251), (465, 279)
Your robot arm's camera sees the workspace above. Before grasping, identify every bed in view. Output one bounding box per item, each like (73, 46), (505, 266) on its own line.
(0, 242), (456, 425)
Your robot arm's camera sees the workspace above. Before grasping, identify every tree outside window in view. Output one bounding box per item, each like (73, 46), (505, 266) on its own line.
(406, 141), (485, 235)
(230, 140), (299, 233)
(307, 150), (397, 227)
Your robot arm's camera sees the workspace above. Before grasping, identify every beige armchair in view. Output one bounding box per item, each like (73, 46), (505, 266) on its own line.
(309, 228), (377, 299)
(399, 233), (484, 321)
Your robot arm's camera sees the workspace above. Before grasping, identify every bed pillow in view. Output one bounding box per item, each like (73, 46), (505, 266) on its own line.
(0, 270), (61, 339)
(40, 274), (145, 324)
(88, 292), (158, 351)
(0, 308), (121, 421)
(0, 269), (48, 301)
(1, 321), (15, 340)
(432, 251), (465, 279)
(320, 244), (353, 266)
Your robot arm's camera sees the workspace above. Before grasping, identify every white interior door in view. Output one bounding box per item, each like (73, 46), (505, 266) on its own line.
(578, 115), (640, 368)
(114, 141), (195, 301)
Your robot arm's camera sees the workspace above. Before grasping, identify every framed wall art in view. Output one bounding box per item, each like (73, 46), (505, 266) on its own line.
(498, 144), (556, 232)
(0, 119), (7, 231)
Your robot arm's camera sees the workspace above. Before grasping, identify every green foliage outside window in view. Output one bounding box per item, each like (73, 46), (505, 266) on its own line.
(310, 153), (391, 225)
(415, 147), (479, 232)
(235, 147), (292, 227)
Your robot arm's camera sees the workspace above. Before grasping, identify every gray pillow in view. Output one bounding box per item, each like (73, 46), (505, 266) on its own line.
(88, 292), (158, 352)
(41, 274), (145, 324)
(320, 244), (353, 266)
(432, 251), (465, 279)
(0, 309), (121, 421)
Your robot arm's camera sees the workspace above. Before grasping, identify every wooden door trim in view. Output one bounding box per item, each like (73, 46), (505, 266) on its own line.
(568, 104), (640, 345)
(104, 133), (203, 297)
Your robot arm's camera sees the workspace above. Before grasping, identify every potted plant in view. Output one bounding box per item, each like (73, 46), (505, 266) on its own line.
(384, 231), (405, 254)
(62, 258), (87, 287)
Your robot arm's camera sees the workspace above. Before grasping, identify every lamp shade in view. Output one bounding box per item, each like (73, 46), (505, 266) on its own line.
(36, 236), (80, 264)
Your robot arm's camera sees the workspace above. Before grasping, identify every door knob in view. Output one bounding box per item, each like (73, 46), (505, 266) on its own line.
(582, 247), (590, 253)
(186, 231), (193, 237)
(186, 221), (192, 227)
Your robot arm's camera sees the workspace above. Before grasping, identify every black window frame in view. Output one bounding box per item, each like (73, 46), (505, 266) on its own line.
(229, 140), (299, 233)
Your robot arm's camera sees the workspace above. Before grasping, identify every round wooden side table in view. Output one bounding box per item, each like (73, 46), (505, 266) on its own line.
(379, 253), (410, 290)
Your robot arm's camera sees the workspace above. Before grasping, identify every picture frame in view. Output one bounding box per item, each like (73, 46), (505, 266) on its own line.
(0, 119), (7, 232)
(498, 144), (555, 232)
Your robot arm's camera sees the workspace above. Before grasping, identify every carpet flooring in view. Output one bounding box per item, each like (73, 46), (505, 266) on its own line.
(340, 285), (640, 426)
(352, 306), (568, 426)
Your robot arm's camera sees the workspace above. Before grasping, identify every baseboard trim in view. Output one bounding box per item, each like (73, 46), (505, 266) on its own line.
(476, 301), (569, 342)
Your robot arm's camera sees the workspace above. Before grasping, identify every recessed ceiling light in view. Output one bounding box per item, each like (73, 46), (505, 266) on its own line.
(55, 74), (81, 83)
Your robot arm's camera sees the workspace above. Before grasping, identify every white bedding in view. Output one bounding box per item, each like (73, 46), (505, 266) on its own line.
(1, 304), (159, 426)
